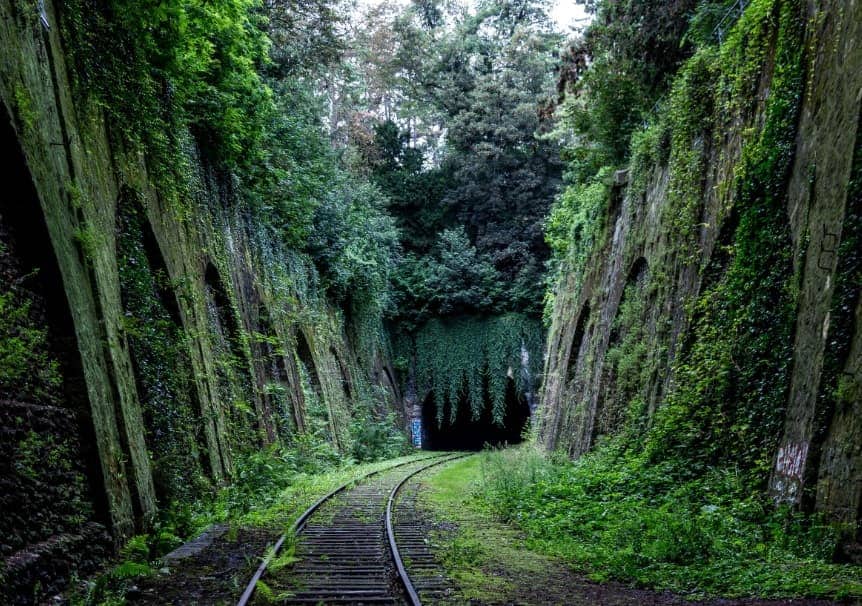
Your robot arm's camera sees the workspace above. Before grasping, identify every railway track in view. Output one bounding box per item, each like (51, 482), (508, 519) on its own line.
(388, 477), (458, 604)
(238, 453), (468, 606)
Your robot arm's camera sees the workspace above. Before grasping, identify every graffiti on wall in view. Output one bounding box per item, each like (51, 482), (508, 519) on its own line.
(771, 441), (809, 503)
(411, 418), (422, 448)
(775, 441), (808, 481)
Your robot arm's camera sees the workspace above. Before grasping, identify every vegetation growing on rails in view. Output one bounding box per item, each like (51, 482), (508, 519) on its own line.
(417, 455), (569, 604)
(70, 451), (433, 606)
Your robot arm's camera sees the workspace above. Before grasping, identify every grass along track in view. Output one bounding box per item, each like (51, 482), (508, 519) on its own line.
(244, 453), (467, 605)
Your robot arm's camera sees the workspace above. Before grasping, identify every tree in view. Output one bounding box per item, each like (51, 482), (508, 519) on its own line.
(429, 0), (564, 314)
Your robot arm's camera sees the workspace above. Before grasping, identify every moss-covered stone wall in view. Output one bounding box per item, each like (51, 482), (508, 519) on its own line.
(539, 0), (861, 530)
(0, 1), (399, 601)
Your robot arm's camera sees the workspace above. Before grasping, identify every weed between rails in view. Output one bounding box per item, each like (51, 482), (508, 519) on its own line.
(69, 451), (431, 605)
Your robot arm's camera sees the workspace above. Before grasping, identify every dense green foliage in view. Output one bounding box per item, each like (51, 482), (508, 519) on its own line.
(403, 314), (543, 425)
(117, 196), (209, 506)
(334, 0), (565, 419)
(548, 0), (805, 465)
(0, 289), (60, 401)
(340, 0), (564, 325)
(529, 0), (862, 597)
(555, 0), (740, 174)
(478, 447), (862, 598)
(57, 0), (404, 454)
(61, 0), (396, 306)
(0, 227), (61, 402)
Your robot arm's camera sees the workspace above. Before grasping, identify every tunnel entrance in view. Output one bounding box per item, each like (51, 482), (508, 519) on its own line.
(420, 379), (531, 451)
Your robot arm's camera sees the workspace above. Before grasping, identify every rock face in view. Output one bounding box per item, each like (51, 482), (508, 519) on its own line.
(0, 1), (399, 601)
(540, 0), (861, 530)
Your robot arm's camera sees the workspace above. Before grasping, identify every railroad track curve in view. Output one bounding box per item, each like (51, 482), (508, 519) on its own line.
(237, 452), (468, 606)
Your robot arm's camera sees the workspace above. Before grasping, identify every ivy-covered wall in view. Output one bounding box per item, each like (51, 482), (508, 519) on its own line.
(539, 0), (861, 530)
(0, 1), (399, 601)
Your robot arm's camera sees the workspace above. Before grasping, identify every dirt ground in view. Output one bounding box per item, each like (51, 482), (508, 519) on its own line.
(122, 527), (276, 606)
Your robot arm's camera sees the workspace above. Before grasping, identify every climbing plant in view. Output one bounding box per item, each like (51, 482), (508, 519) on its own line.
(543, 167), (612, 323)
(407, 314), (542, 426)
(117, 195), (209, 508)
(0, 291), (61, 402)
(644, 0), (805, 477)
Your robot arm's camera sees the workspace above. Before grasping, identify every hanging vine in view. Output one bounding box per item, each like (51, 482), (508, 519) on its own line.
(406, 314), (542, 426)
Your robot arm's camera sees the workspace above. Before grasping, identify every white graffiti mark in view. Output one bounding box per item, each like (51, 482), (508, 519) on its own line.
(411, 418), (422, 448)
(775, 442), (809, 481)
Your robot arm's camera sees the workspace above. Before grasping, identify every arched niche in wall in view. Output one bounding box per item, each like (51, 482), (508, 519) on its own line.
(565, 301), (592, 392)
(116, 188), (211, 501)
(252, 301), (287, 441)
(595, 256), (650, 440)
(673, 211), (740, 373)
(330, 346), (353, 401)
(0, 108), (110, 598)
(294, 328), (323, 417)
(381, 365), (399, 404)
(203, 262), (257, 442)
(543, 301), (593, 451)
(701, 209), (739, 294)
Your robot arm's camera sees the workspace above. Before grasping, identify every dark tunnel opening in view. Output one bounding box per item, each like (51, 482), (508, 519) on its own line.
(420, 378), (531, 451)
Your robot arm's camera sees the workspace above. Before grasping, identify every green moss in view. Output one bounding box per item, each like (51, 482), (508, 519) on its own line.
(0, 290), (61, 401)
(72, 225), (101, 263)
(116, 193), (209, 516)
(545, 167), (612, 264)
(12, 83), (36, 132)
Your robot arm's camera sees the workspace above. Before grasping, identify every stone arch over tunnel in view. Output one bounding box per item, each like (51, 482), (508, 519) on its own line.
(0, 108), (111, 598)
(420, 378), (530, 451)
(116, 192), (212, 502)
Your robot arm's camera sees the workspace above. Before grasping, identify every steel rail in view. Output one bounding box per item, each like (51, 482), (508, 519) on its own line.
(236, 452), (454, 606)
(386, 454), (471, 606)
